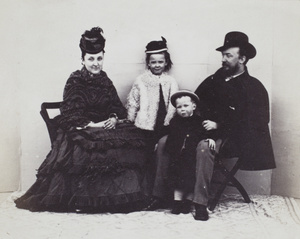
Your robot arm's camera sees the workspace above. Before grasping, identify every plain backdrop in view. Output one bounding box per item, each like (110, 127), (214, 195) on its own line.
(0, 0), (299, 199)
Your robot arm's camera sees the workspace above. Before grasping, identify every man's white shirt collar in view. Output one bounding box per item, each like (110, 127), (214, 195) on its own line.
(225, 71), (245, 82)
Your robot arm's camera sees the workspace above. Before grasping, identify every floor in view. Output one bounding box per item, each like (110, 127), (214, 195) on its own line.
(0, 192), (12, 203)
(1, 192), (300, 208)
(2, 194), (300, 239)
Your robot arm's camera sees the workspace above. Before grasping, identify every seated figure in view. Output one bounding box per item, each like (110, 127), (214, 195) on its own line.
(15, 27), (152, 213)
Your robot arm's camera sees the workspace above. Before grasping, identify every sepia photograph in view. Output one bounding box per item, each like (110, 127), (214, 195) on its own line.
(0, 0), (300, 238)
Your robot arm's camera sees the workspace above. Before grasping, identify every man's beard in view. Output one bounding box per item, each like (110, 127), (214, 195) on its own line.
(222, 63), (239, 76)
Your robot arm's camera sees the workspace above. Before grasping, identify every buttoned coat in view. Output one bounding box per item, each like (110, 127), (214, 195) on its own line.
(195, 68), (275, 170)
(165, 114), (218, 191)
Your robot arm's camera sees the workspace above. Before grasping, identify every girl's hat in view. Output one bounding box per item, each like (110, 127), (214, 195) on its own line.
(145, 37), (168, 53)
(79, 27), (106, 54)
(171, 90), (200, 107)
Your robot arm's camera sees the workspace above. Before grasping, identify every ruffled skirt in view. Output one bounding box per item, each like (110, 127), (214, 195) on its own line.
(15, 124), (153, 213)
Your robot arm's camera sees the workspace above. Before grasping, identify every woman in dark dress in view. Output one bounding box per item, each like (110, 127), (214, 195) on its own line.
(15, 27), (151, 213)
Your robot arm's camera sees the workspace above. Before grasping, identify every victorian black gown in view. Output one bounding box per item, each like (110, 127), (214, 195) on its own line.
(15, 68), (152, 213)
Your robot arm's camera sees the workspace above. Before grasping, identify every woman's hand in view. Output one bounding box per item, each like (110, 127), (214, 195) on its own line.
(202, 120), (218, 131)
(103, 117), (117, 129)
(86, 121), (105, 128)
(77, 118), (117, 130)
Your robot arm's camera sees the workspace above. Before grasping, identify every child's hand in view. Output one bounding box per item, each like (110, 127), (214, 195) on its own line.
(205, 138), (216, 151)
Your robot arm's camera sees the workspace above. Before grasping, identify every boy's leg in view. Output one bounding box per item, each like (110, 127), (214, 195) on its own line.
(171, 189), (184, 214)
(174, 189), (184, 201)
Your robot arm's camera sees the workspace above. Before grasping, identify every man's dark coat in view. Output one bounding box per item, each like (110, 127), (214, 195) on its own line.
(195, 67), (276, 170)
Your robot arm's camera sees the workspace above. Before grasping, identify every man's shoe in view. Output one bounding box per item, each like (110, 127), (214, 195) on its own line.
(194, 204), (209, 221)
(144, 198), (164, 211)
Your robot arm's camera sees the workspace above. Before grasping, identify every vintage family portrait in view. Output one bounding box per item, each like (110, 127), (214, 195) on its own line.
(1, 0), (300, 238)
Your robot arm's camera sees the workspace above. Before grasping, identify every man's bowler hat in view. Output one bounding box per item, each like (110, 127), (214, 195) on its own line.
(216, 31), (256, 59)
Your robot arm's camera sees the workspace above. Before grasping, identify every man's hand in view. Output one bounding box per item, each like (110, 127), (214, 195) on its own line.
(205, 138), (216, 151)
(202, 120), (218, 131)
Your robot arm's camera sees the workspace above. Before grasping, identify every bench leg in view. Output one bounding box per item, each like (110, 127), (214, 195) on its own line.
(208, 178), (229, 211)
(209, 158), (250, 211)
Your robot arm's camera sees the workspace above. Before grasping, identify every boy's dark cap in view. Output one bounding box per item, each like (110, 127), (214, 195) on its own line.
(171, 90), (200, 107)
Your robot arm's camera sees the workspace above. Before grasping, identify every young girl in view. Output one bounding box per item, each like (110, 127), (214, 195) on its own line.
(126, 37), (179, 143)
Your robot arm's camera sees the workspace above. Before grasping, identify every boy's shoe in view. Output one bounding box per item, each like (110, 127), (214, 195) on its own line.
(181, 200), (191, 214)
(194, 203), (209, 221)
(171, 200), (183, 214)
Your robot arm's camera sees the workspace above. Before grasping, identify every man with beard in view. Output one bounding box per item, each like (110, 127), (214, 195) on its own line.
(194, 31), (276, 219)
(146, 32), (276, 221)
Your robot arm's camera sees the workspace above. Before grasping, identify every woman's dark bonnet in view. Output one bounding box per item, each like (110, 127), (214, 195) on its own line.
(80, 27), (106, 59)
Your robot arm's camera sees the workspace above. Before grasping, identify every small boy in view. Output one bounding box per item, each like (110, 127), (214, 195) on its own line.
(165, 90), (217, 219)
